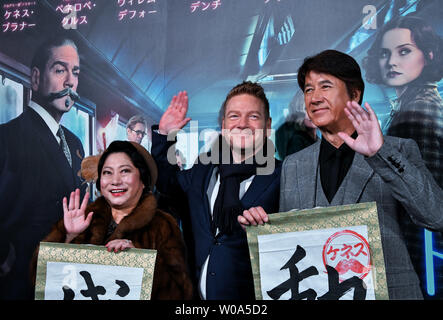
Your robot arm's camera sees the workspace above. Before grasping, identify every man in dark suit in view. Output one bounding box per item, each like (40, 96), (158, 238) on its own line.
(151, 82), (281, 300)
(240, 50), (443, 299)
(0, 36), (85, 299)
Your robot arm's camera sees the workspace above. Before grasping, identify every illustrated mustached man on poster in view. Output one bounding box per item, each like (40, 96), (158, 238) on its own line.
(0, 35), (86, 300)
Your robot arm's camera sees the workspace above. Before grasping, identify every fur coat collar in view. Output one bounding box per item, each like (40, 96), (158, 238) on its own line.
(80, 193), (158, 245)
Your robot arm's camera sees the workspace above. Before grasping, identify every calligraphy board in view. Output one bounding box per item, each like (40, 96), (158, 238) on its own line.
(246, 202), (389, 300)
(35, 242), (157, 300)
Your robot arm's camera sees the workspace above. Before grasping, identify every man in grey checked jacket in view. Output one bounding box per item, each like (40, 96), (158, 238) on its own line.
(239, 50), (443, 300)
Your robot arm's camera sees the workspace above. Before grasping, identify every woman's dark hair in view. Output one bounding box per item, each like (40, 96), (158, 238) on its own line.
(96, 141), (151, 194)
(363, 15), (443, 84)
(297, 50), (365, 105)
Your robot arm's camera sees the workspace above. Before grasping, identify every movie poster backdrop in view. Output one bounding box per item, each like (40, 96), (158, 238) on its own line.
(0, 0), (442, 299)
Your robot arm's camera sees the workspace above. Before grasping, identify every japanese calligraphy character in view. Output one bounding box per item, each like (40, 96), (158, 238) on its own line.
(62, 285), (75, 300)
(79, 271), (106, 300)
(22, 9), (30, 18)
(317, 265), (367, 300)
(13, 9), (21, 19)
(115, 280), (130, 297)
(267, 245), (319, 300)
(118, 0), (126, 7)
(4, 11), (12, 20)
(61, 273), (131, 300)
(138, 10), (145, 18)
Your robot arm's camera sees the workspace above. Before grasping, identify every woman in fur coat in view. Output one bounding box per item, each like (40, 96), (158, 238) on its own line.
(35, 140), (193, 300)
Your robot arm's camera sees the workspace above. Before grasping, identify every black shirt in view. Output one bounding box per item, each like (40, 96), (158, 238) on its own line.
(319, 132), (357, 203)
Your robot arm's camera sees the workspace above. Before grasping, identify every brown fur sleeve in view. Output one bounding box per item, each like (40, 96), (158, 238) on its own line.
(43, 219), (68, 243)
(150, 210), (194, 300)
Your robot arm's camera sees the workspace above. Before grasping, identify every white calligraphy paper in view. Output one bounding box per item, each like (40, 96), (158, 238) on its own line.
(44, 262), (144, 300)
(258, 225), (376, 300)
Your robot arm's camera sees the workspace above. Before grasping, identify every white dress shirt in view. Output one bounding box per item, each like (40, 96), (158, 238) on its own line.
(199, 169), (254, 299)
(28, 100), (61, 144)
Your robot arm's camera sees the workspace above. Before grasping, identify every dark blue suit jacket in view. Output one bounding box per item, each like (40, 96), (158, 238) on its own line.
(0, 107), (85, 299)
(152, 131), (281, 300)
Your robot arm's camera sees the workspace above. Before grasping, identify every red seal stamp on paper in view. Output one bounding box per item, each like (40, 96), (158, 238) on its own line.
(322, 230), (372, 281)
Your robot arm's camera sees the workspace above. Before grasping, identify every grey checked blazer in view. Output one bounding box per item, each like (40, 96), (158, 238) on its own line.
(279, 136), (443, 300)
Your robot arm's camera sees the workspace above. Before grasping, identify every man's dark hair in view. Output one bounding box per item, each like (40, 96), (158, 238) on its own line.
(96, 141), (152, 194)
(218, 81), (270, 127)
(297, 50), (365, 105)
(31, 36), (78, 79)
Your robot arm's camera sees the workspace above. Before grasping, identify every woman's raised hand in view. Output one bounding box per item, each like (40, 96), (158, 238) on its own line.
(63, 188), (93, 242)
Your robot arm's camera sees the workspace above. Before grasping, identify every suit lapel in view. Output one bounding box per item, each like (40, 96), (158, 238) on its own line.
(240, 169), (278, 208)
(331, 152), (374, 205)
(26, 109), (77, 192)
(196, 163), (217, 226)
(202, 163), (217, 200)
(297, 141), (321, 209)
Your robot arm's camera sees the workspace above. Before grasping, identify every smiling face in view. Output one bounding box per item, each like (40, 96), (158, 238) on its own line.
(221, 93), (271, 160)
(100, 152), (145, 211)
(31, 44), (80, 122)
(378, 28), (427, 88)
(304, 71), (359, 133)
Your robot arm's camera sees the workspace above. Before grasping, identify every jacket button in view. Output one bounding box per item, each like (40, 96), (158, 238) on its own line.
(210, 272), (216, 276)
